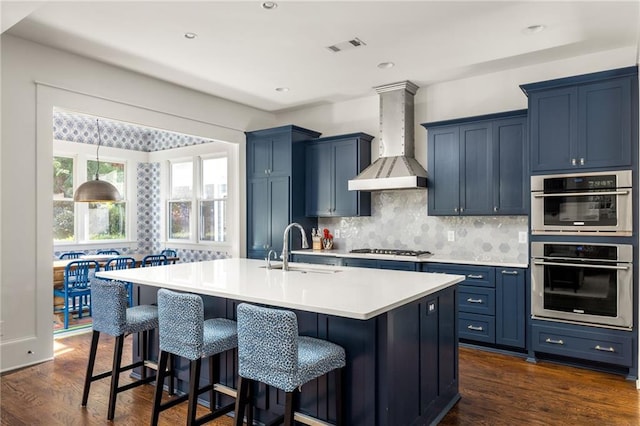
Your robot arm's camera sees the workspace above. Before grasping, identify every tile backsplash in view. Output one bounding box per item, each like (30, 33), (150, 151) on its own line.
(319, 190), (528, 265)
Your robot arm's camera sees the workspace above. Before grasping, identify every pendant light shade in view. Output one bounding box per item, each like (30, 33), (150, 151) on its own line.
(73, 119), (122, 203)
(74, 179), (122, 202)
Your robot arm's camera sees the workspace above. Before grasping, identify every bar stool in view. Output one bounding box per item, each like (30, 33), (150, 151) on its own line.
(82, 278), (162, 421)
(151, 288), (238, 426)
(234, 303), (346, 426)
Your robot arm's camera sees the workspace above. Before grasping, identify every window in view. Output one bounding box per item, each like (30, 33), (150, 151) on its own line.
(168, 161), (193, 240)
(200, 157), (227, 242)
(53, 156), (75, 241)
(53, 154), (128, 244)
(167, 155), (227, 244)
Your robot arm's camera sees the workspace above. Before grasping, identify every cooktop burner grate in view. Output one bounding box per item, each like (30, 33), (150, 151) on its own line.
(349, 248), (433, 257)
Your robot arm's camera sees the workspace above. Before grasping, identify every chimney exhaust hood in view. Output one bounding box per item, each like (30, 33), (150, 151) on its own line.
(348, 81), (427, 191)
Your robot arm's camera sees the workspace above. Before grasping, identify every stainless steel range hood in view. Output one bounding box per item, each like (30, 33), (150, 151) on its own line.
(348, 81), (427, 191)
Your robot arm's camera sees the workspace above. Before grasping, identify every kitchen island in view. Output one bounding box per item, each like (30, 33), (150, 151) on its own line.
(97, 258), (464, 425)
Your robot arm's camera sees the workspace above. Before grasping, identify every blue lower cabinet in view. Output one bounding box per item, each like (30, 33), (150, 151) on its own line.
(342, 257), (418, 271)
(425, 263), (527, 350)
(290, 254), (340, 266)
(531, 322), (633, 367)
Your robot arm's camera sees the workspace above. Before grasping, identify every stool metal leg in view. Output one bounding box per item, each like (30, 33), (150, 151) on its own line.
(151, 350), (170, 426)
(107, 334), (125, 421)
(234, 377), (250, 426)
(187, 358), (202, 426)
(81, 330), (100, 406)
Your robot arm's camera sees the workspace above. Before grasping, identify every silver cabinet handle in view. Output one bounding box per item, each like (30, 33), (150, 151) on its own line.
(580, 158), (585, 165)
(467, 274), (484, 279)
(545, 338), (564, 345)
(533, 190), (629, 198)
(467, 325), (484, 331)
(466, 298), (484, 304)
(595, 345), (615, 353)
(494, 206), (498, 212)
(501, 270), (519, 275)
(454, 207), (458, 213)
(571, 158), (577, 166)
(460, 207), (464, 213)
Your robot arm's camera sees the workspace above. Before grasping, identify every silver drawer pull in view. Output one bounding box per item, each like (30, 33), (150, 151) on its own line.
(545, 338), (564, 345)
(467, 325), (484, 331)
(595, 345), (615, 353)
(501, 270), (519, 275)
(466, 298), (484, 304)
(467, 274), (483, 279)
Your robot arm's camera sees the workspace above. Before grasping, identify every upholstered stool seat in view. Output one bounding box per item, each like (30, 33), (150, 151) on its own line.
(234, 303), (346, 426)
(82, 278), (163, 421)
(151, 288), (238, 426)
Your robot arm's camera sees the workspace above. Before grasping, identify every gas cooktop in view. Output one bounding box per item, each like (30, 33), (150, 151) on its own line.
(349, 248), (433, 257)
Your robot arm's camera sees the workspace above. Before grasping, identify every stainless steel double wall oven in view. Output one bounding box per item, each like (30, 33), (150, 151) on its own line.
(530, 170), (633, 330)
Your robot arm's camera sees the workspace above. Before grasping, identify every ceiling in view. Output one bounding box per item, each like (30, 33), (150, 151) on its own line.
(3, 1), (639, 112)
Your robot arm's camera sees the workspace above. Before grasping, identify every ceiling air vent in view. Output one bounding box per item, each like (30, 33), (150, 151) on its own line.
(326, 37), (366, 53)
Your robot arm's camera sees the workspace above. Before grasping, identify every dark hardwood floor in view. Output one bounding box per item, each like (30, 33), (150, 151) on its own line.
(1, 332), (639, 425)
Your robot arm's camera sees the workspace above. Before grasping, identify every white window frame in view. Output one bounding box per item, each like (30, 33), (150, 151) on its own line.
(167, 157), (196, 242)
(156, 141), (236, 253)
(53, 140), (141, 250)
(198, 153), (228, 243)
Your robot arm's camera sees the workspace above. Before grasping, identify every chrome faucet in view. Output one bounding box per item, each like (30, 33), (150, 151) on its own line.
(281, 222), (309, 271)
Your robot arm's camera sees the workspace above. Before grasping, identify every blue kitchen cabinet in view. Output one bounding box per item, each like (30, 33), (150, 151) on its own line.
(496, 268), (526, 348)
(246, 125), (321, 260)
(492, 115), (528, 214)
(425, 126), (459, 215)
(531, 321), (633, 369)
(521, 66), (637, 172)
(341, 257), (418, 271)
(290, 254), (340, 266)
(425, 263), (527, 350)
(423, 110), (528, 216)
(305, 133), (373, 217)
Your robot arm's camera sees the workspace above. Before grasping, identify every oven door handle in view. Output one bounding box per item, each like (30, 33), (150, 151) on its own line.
(533, 260), (630, 271)
(532, 190), (629, 198)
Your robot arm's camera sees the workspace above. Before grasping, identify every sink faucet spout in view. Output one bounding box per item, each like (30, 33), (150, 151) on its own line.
(281, 222), (309, 271)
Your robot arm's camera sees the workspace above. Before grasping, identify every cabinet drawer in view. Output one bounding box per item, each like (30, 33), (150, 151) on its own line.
(532, 324), (633, 367)
(459, 313), (495, 344)
(291, 254), (339, 266)
(427, 264), (495, 287)
(459, 285), (495, 315)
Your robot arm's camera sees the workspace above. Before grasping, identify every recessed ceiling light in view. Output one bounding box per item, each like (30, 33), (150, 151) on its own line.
(524, 24), (546, 34)
(377, 62), (395, 69)
(261, 2), (278, 10)
(184, 32), (197, 39)
(275, 87), (289, 92)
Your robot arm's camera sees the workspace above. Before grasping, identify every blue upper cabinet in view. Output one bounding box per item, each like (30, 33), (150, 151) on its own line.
(246, 125), (321, 260)
(424, 110), (528, 216)
(492, 116), (528, 214)
(305, 133), (373, 217)
(521, 66), (638, 173)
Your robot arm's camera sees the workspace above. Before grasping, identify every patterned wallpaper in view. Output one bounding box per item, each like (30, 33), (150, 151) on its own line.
(319, 190), (529, 265)
(53, 110), (216, 152)
(53, 110), (228, 261)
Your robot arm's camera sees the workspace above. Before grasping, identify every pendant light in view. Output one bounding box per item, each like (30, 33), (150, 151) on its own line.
(73, 119), (122, 202)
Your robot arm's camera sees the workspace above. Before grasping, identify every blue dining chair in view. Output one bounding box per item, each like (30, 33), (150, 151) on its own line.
(59, 251), (85, 260)
(97, 249), (120, 255)
(142, 254), (168, 267)
(54, 259), (99, 329)
(104, 257), (136, 307)
(161, 249), (177, 258)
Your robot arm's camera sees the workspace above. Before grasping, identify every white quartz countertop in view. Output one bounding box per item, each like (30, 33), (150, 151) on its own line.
(96, 258), (464, 320)
(291, 249), (528, 268)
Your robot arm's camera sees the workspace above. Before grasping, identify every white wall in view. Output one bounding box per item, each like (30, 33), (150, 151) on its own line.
(277, 46), (637, 168)
(0, 34), (274, 372)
